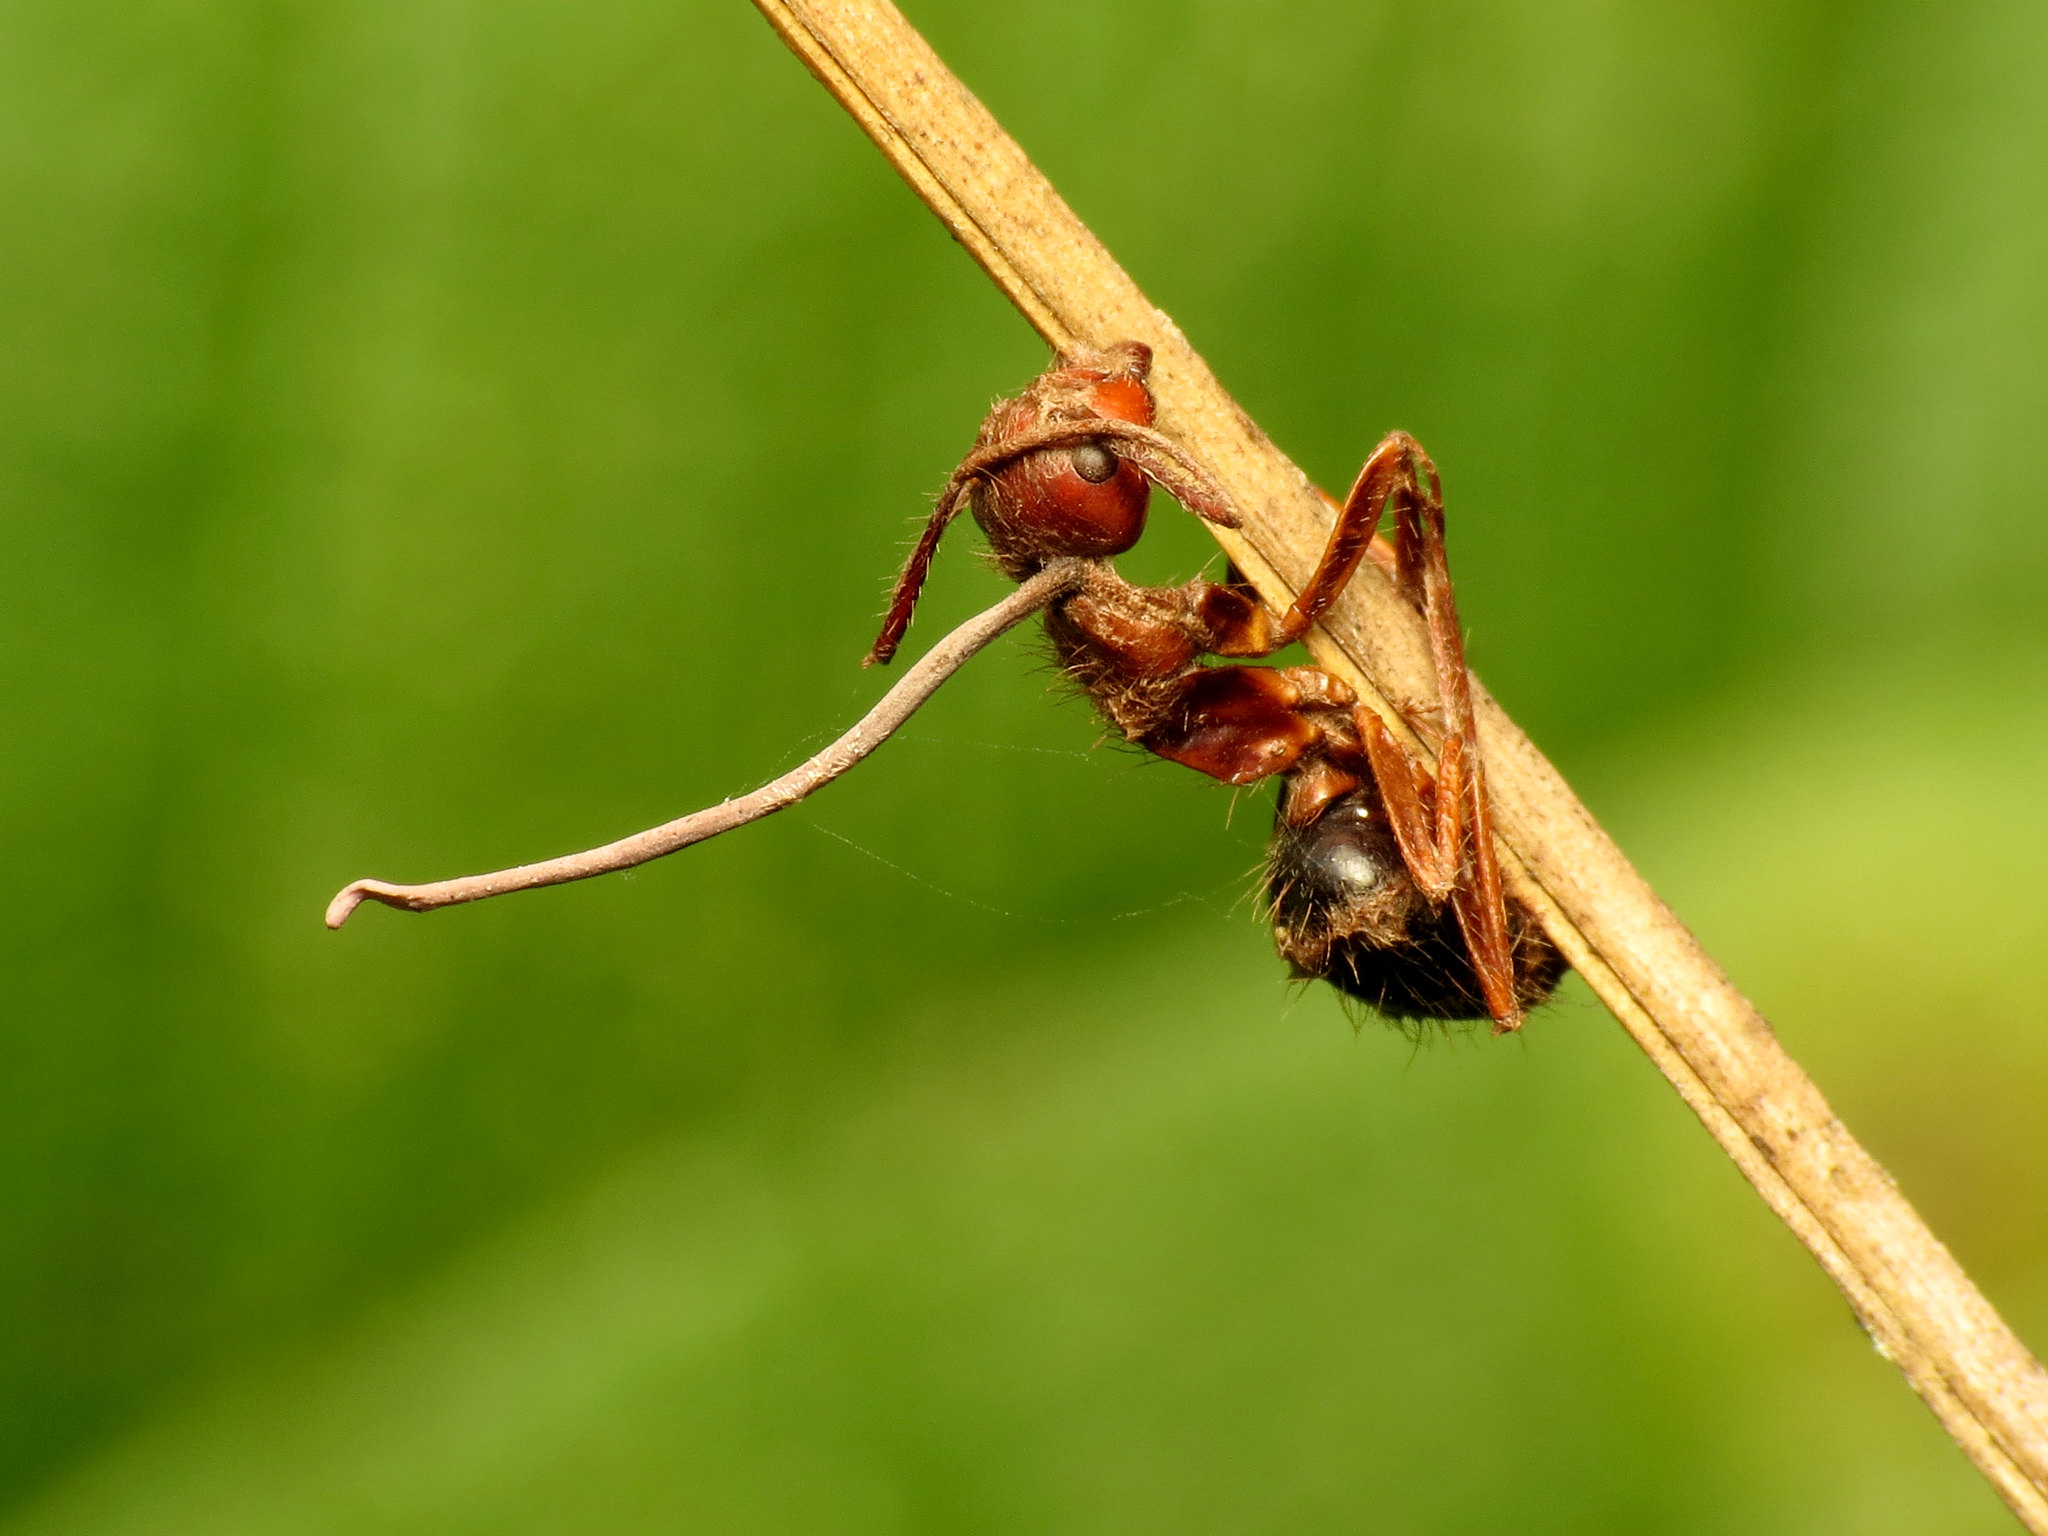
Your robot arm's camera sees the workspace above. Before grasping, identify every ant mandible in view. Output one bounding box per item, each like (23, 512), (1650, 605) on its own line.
(867, 341), (1564, 1032)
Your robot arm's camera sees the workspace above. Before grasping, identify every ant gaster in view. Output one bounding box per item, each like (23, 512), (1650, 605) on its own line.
(868, 341), (1564, 1031)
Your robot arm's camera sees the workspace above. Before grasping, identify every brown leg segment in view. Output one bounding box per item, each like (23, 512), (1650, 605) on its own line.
(1142, 666), (1331, 786)
(1365, 433), (1524, 1031)
(1448, 750), (1520, 1031)
(1356, 707), (1459, 903)
(1192, 580), (1276, 658)
(1270, 434), (1411, 646)
(1189, 433), (1421, 662)
(1279, 756), (1361, 829)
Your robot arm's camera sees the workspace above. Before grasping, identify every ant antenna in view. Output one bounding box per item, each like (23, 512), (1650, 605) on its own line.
(865, 478), (971, 667)
(865, 418), (1241, 666)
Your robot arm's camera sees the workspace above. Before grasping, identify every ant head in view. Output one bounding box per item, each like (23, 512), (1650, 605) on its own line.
(866, 344), (1163, 666)
(865, 340), (1234, 668)
(966, 342), (1159, 573)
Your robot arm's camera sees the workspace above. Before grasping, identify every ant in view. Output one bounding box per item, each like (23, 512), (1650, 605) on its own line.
(868, 341), (1563, 1031)
(327, 340), (1563, 1031)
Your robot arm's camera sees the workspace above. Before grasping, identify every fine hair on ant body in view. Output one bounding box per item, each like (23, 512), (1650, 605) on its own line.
(327, 342), (1563, 1032)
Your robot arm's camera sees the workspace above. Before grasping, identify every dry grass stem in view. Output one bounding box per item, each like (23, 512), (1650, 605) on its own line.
(751, 0), (2048, 1522)
(325, 560), (1085, 929)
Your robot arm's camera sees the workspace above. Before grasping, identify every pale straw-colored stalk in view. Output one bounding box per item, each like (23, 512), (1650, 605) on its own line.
(749, 0), (2048, 1522)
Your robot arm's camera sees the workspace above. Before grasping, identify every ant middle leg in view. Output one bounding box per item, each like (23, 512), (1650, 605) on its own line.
(1047, 564), (1358, 787)
(1141, 664), (1356, 786)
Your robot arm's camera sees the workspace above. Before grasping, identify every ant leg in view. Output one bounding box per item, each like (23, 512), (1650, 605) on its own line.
(1192, 579), (1278, 657)
(1357, 702), (1519, 1028)
(1315, 485), (1401, 583)
(1450, 750), (1520, 1031)
(1187, 432), (1518, 1020)
(1185, 432), (1423, 661)
(1278, 755), (1362, 829)
(1142, 665), (1352, 786)
(1051, 564), (1357, 785)
(1267, 433), (1424, 647)
(1373, 436), (1522, 1030)
(1355, 708), (1461, 903)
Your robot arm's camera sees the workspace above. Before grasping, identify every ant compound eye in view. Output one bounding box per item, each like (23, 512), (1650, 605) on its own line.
(1068, 441), (1120, 484)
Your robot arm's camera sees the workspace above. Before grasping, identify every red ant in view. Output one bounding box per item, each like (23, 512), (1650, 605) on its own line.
(327, 341), (1562, 1030)
(868, 341), (1562, 1031)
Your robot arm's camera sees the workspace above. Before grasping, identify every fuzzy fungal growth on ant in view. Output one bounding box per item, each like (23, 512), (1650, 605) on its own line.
(328, 343), (1564, 1032)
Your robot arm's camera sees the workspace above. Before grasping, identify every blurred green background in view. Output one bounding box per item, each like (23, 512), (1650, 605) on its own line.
(3, 0), (2046, 1530)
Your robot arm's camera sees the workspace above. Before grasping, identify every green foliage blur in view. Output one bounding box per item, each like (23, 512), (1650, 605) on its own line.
(3, 1), (2045, 1530)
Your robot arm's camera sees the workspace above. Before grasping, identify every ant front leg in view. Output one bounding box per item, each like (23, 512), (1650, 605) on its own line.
(1271, 437), (1410, 647)
(1180, 431), (1409, 663)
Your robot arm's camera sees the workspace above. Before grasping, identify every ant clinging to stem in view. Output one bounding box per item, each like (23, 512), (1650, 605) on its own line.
(327, 341), (1563, 1032)
(867, 341), (1562, 1029)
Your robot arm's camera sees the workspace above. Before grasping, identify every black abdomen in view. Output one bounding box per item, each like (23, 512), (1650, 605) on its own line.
(1267, 790), (1566, 1023)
